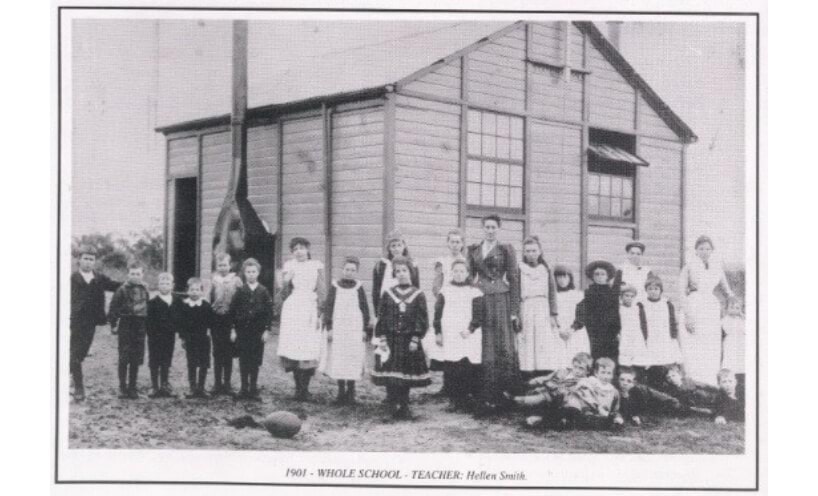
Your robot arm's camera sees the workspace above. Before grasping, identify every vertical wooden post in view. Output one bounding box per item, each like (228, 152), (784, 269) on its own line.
(680, 143), (687, 268)
(196, 133), (203, 276)
(275, 122), (284, 271)
(163, 139), (170, 271)
(383, 87), (396, 243)
(458, 55), (469, 230)
(322, 103), (333, 281)
(230, 20), (248, 201)
(579, 33), (590, 286)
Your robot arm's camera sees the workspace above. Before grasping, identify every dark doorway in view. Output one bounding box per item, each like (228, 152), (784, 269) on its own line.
(173, 177), (198, 292)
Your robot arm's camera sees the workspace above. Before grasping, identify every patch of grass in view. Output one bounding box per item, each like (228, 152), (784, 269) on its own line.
(69, 329), (744, 453)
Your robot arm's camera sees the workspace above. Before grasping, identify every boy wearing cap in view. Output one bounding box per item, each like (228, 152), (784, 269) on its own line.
(70, 246), (122, 401)
(575, 260), (621, 361)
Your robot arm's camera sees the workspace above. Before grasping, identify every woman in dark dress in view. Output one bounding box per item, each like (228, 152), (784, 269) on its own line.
(466, 214), (521, 414)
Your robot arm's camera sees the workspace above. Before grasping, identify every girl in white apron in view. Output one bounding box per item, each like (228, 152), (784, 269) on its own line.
(517, 236), (560, 375)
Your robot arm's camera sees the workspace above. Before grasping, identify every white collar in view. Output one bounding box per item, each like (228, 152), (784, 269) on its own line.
(247, 282), (259, 291)
(213, 272), (236, 283)
(79, 270), (95, 282)
(185, 298), (203, 307)
(158, 293), (173, 304)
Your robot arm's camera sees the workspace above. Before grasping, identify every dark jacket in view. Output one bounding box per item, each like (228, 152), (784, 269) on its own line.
(620, 384), (682, 420)
(146, 295), (183, 340)
(70, 271), (121, 325)
(108, 281), (149, 326)
(466, 241), (520, 316)
(229, 284), (274, 333)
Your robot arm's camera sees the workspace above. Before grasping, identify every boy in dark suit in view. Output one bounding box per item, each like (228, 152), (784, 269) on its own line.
(108, 262), (150, 399)
(179, 277), (215, 398)
(70, 246), (121, 401)
(146, 272), (183, 398)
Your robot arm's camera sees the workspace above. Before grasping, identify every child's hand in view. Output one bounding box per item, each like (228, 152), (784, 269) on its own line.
(714, 416), (727, 425)
(282, 270), (294, 283)
(261, 330), (270, 343)
(409, 339), (419, 352)
(613, 414), (625, 426)
(631, 416), (642, 426)
(110, 325), (118, 335)
(460, 329), (471, 339)
(558, 327), (572, 341)
(230, 328), (237, 343)
(435, 334), (444, 347)
(550, 316), (560, 329)
(511, 316), (522, 333)
(326, 330), (333, 343)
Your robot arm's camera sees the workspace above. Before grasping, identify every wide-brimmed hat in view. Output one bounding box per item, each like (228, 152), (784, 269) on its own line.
(585, 260), (616, 280)
(625, 241), (646, 253)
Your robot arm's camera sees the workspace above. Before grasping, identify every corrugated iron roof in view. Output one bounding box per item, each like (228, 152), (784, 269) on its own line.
(588, 143), (649, 166)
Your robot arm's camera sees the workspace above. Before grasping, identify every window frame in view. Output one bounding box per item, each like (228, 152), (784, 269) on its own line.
(586, 155), (637, 223)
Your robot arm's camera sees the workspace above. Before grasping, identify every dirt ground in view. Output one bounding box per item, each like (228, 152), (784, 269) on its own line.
(68, 328), (744, 453)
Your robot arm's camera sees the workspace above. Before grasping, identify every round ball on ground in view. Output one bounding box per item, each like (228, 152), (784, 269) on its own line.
(261, 411), (302, 438)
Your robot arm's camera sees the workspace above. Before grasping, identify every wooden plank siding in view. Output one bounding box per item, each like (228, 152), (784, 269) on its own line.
(281, 116), (326, 265)
(393, 95), (462, 295)
(587, 224), (636, 270)
(587, 39), (637, 131)
(528, 64), (584, 122)
(165, 136), (199, 274)
(528, 120), (584, 275)
(198, 131), (232, 282)
(465, 217), (524, 254)
(528, 22), (564, 66)
(466, 26), (527, 113)
(401, 59), (461, 101)
(330, 105), (385, 293)
(635, 137), (684, 302)
(246, 124), (279, 234)
(639, 94), (679, 141)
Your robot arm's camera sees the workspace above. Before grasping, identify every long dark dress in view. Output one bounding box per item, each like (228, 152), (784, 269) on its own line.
(371, 284), (431, 388)
(466, 241), (521, 405)
(575, 282), (621, 361)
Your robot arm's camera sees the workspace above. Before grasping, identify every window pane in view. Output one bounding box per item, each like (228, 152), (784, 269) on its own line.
(623, 177), (633, 199)
(511, 117), (523, 139)
(496, 185), (509, 207)
(588, 195), (599, 215)
(467, 182), (481, 205)
(482, 184), (495, 206)
(496, 163), (509, 185)
(611, 198), (621, 217)
(468, 132), (481, 155)
(509, 187), (523, 208)
(599, 196), (611, 216)
(468, 110), (481, 133)
(496, 115), (510, 137)
(483, 112), (496, 136)
(467, 159), (481, 182)
(481, 161), (496, 184)
(510, 139), (524, 161)
(622, 199), (633, 219)
(509, 165), (523, 186)
(612, 176), (622, 198)
(496, 137), (510, 159)
(589, 174), (599, 194)
(600, 175), (611, 196)
(482, 134), (496, 157)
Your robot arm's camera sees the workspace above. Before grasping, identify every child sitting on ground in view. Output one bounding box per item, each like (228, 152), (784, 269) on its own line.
(507, 352), (593, 428)
(617, 366), (682, 425)
(713, 368), (745, 424)
(661, 364), (720, 416)
(561, 357), (624, 429)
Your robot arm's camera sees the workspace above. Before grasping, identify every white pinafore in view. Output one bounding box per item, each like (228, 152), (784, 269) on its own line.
(439, 284), (483, 364)
(517, 262), (556, 372)
(680, 258), (726, 385)
(554, 289), (591, 367)
(277, 259), (323, 362)
(422, 255), (460, 362)
(642, 298), (682, 366)
(321, 280), (366, 380)
(619, 303), (650, 367)
(619, 262), (652, 301)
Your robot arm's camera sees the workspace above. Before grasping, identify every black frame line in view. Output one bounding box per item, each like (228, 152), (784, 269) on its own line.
(55, 6), (762, 491)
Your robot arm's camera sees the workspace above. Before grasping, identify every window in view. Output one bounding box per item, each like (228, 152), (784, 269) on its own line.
(466, 109), (524, 210)
(587, 129), (646, 222)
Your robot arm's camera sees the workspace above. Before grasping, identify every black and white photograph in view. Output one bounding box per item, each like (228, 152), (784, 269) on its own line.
(54, 1), (762, 490)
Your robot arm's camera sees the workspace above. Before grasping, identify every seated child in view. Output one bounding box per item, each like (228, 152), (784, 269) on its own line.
(713, 368), (745, 424)
(617, 366), (682, 425)
(507, 352), (593, 427)
(561, 357), (623, 429)
(661, 364), (720, 416)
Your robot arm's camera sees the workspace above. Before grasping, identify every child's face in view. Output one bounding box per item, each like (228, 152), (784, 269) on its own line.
(646, 284), (662, 301)
(451, 263), (468, 283)
(618, 373), (636, 393)
(666, 369), (683, 387)
(727, 301), (742, 317)
(127, 268), (144, 284)
(157, 278), (173, 295)
(79, 254), (96, 272)
(447, 236), (464, 255)
(292, 244), (309, 262)
(188, 284), (203, 300)
(482, 220), (499, 241)
(626, 247), (643, 266)
(593, 268), (610, 285)
(394, 264), (411, 285)
(216, 258), (231, 275)
(718, 374), (737, 396)
(595, 366), (614, 384)
(244, 265), (260, 283)
(342, 262), (358, 280)
(621, 292), (636, 306)
(523, 243), (541, 264)
(571, 362), (589, 378)
(556, 274), (571, 290)
(388, 240), (405, 258)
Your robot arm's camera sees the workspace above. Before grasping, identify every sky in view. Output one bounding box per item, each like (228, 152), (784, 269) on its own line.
(69, 17), (749, 263)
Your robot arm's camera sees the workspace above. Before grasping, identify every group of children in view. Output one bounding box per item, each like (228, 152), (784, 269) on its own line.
(70, 220), (745, 429)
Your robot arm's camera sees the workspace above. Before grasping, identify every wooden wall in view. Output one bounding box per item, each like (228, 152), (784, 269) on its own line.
(165, 136), (199, 274)
(246, 124), (279, 233)
(331, 105), (385, 293)
(466, 26), (527, 113)
(199, 131), (231, 282)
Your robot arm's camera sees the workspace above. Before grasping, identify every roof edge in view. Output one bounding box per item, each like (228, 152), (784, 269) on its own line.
(575, 21), (698, 144)
(155, 85), (389, 135)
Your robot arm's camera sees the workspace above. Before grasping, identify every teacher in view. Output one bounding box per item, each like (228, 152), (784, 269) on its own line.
(679, 235), (735, 385)
(467, 214), (521, 414)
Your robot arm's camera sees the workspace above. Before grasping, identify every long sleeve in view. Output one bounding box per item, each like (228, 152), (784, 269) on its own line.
(678, 264), (691, 297)
(315, 267), (327, 312)
(610, 390), (621, 417)
(357, 286), (371, 337)
(667, 301), (679, 339)
(146, 300), (157, 336)
(414, 292), (429, 339)
(99, 273), (122, 293)
(227, 290), (241, 326)
(374, 298), (388, 338)
(432, 261), (444, 297)
(547, 266), (559, 317)
(433, 293), (445, 335)
(638, 303), (648, 341)
(573, 298), (586, 330)
(645, 385), (682, 412)
(261, 288), (274, 330)
(177, 307), (190, 342)
(372, 262), (383, 316)
(470, 294), (484, 332)
(717, 266), (734, 297)
(410, 263), (420, 289)
(107, 288), (125, 326)
(323, 284), (337, 330)
(505, 245), (521, 317)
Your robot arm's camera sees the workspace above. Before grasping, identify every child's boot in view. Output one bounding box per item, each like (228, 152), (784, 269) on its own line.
(118, 363), (129, 399)
(186, 366), (198, 398)
(223, 361), (234, 394)
(160, 366), (172, 397)
(148, 366), (161, 398)
(198, 368), (209, 398)
(334, 381), (346, 405)
(346, 381), (356, 405)
(127, 365), (140, 399)
(211, 364), (223, 395)
(72, 366), (85, 402)
(248, 368), (261, 401)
